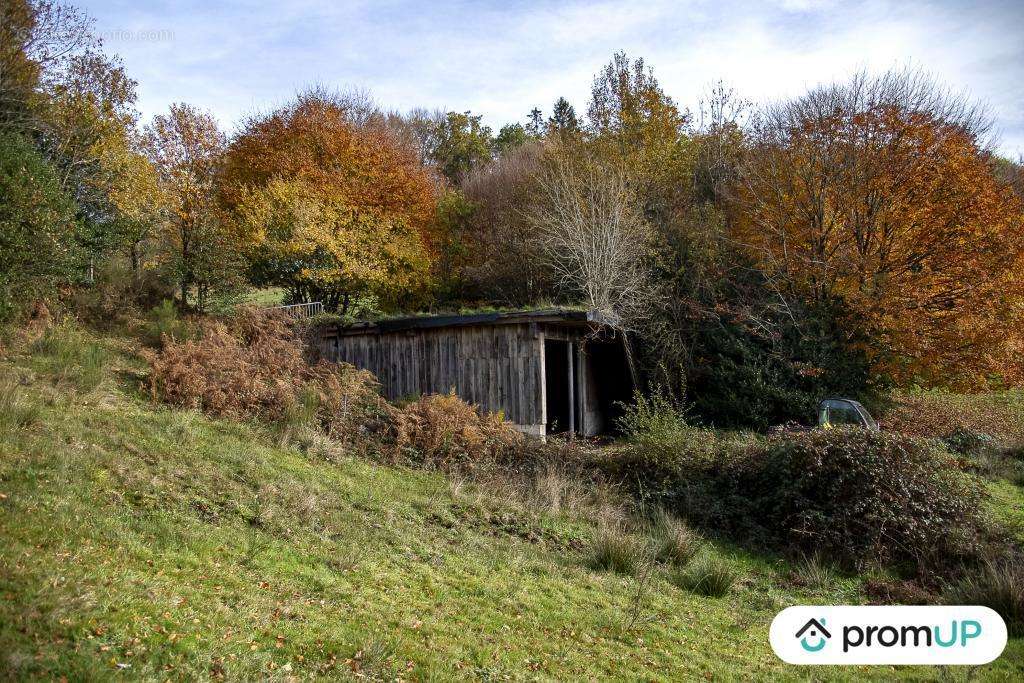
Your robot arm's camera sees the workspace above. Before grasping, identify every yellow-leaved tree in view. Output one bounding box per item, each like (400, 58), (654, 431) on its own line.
(221, 90), (438, 314)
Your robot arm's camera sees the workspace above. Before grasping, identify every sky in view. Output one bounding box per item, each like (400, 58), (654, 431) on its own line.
(79, 0), (1024, 157)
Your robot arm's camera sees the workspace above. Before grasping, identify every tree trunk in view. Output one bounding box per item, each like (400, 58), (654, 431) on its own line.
(130, 242), (141, 275)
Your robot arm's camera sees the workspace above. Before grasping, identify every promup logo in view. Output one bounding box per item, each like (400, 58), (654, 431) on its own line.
(795, 618), (831, 652)
(770, 606), (1007, 665)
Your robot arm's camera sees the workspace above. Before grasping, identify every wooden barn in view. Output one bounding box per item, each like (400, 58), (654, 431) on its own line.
(316, 309), (634, 437)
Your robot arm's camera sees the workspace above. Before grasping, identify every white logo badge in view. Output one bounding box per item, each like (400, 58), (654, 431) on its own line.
(770, 606), (1007, 665)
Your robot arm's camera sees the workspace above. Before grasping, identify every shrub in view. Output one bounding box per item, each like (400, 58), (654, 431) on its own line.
(649, 509), (703, 567)
(942, 427), (998, 457)
(614, 391), (721, 499)
(884, 390), (1024, 448)
(73, 260), (178, 328)
(144, 308), (389, 444)
(671, 555), (737, 597)
(947, 559), (1024, 636)
(392, 391), (523, 470)
(618, 390), (692, 454)
(143, 299), (196, 348)
(608, 402), (757, 507)
(0, 132), (81, 323)
(692, 430), (987, 570)
(584, 526), (645, 575)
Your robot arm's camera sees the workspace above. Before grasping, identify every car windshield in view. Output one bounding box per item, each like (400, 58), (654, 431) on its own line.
(820, 400), (864, 427)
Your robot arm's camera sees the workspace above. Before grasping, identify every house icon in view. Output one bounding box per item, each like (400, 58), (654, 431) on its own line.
(795, 618), (831, 652)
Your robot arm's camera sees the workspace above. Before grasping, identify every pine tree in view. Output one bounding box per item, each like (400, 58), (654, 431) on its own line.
(525, 107), (544, 137)
(547, 97), (580, 136)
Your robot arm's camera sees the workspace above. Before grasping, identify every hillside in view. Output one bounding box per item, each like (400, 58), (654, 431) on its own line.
(1, 328), (1023, 681)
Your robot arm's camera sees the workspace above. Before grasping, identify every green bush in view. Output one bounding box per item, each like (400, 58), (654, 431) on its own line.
(73, 260), (178, 328)
(671, 555), (737, 597)
(614, 392), (738, 501)
(143, 300), (195, 347)
(685, 430), (987, 570)
(942, 427), (998, 457)
(0, 132), (82, 322)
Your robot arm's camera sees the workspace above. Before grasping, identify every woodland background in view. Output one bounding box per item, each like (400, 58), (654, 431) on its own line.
(3, 0), (1024, 428)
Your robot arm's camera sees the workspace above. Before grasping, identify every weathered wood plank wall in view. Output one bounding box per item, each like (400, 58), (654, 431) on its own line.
(319, 323), (549, 435)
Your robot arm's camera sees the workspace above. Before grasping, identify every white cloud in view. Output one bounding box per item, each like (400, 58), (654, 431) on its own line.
(79, 0), (1024, 156)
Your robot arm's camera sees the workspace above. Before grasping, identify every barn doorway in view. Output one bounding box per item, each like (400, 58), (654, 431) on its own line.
(585, 340), (634, 436)
(544, 339), (577, 434)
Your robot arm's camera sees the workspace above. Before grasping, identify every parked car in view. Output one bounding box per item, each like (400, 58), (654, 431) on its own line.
(817, 397), (879, 431)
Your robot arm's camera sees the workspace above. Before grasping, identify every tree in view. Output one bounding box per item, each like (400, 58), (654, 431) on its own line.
(458, 141), (551, 305)
(585, 52), (689, 228)
(733, 69), (1024, 386)
(0, 0), (92, 130)
(525, 107), (544, 137)
(527, 150), (656, 328)
(491, 122), (530, 157)
(98, 128), (163, 274)
(384, 107), (445, 166)
(547, 97), (580, 138)
(222, 90), (438, 314)
(145, 103), (236, 311)
(587, 52), (685, 155)
(234, 178), (430, 313)
(428, 111), (493, 184)
(0, 130), (80, 318)
(2, 0), (159, 280)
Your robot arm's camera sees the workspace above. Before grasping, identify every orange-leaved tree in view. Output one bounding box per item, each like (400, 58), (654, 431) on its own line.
(733, 70), (1024, 387)
(221, 90), (439, 314)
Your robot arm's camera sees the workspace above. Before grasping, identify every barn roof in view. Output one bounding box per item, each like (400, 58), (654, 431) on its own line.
(323, 308), (613, 336)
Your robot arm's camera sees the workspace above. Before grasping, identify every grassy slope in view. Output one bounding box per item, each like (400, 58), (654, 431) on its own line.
(1, 333), (1022, 681)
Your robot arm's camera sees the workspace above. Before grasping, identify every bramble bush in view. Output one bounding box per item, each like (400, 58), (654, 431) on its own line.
(615, 408), (989, 571)
(717, 430), (986, 570)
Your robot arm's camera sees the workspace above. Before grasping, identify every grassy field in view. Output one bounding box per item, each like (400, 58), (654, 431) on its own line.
(1, 329), (1022, 680)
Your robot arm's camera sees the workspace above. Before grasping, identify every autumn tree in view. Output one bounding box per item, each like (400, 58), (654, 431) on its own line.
(456, 141), (552, 304)
(733, 69), (1024, 386)
(0, 0), (92, 130)
(384, 107), (445, 166)
(587, 53), (686, 170)
(1, 0), (166, 297)
(146, 103), (237, 311)
(222, 90), (438, 314)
